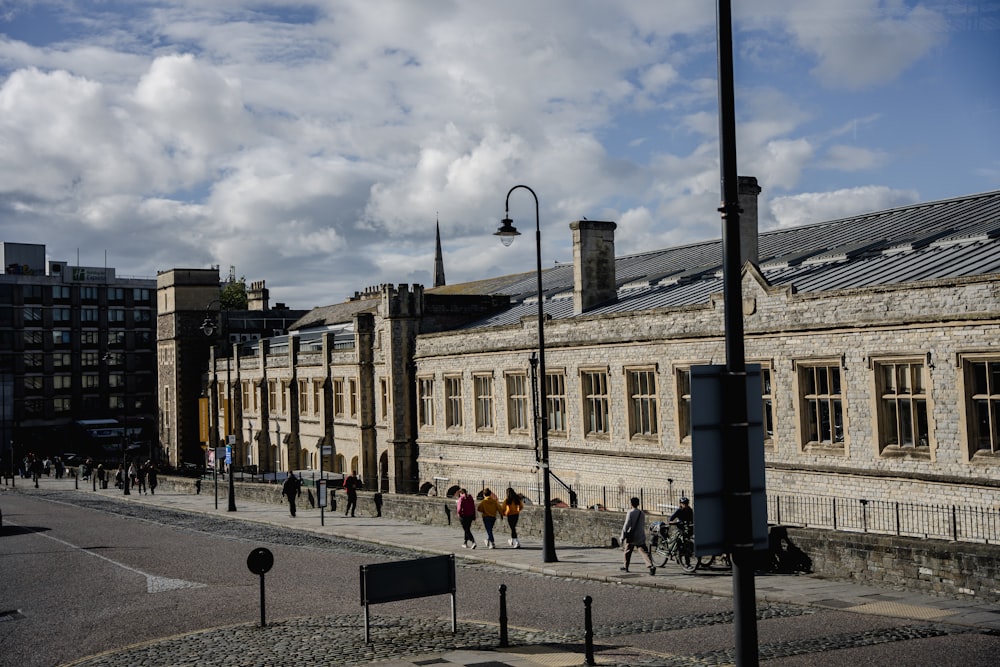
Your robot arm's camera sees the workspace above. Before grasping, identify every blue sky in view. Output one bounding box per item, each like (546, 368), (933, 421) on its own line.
(0, 1), (997, 307)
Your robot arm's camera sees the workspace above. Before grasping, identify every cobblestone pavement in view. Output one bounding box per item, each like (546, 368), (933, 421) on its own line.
(6, 479), (1000, 666)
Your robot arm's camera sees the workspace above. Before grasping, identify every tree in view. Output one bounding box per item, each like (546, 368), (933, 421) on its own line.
(219, 277), (248, 310)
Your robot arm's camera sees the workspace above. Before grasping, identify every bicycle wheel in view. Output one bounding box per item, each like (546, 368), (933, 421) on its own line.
(676, 541), (697, 573)
(652, 544), (670, 567)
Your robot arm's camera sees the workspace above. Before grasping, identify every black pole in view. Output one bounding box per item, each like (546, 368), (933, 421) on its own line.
(716, 1), (759, 665)
(504, 185), (557, 563)
(583, 595), (595, 666)
(498, 584), (509, 648)
(227, 353), (237, 512)
(258, 573), (267, 627)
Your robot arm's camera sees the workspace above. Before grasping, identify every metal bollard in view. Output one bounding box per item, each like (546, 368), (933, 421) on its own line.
(499, 584), (509, 647)
(583, 595), (595, 666)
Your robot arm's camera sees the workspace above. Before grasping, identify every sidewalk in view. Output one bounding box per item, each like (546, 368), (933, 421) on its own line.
(9, 475), (1000, 665)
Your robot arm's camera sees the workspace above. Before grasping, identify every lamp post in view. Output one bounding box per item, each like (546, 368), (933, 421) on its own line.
(246, 420), (253, 481)
(201, 302), (237, 512)
(274, 422), (281, 484)
(495, 184), (557, 563)
(103, 353), (129, 495)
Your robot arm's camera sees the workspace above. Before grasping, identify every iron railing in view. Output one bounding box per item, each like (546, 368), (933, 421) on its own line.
(432, 476), (1000, 545)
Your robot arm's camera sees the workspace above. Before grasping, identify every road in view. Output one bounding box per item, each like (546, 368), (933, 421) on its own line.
(2, 490), (999, 666)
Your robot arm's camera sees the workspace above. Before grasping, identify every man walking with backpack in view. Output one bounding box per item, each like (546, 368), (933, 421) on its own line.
(282, 472), (302, 517)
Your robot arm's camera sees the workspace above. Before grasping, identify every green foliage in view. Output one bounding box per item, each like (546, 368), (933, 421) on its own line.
(220, 277), (248, 310)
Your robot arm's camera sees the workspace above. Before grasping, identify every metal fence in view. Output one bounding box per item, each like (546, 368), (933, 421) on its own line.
(434, 475), (1000, 545)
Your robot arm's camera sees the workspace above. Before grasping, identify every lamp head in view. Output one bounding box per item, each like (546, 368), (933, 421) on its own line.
(495, 216), (520, 247)
(200, 315), (217, 338)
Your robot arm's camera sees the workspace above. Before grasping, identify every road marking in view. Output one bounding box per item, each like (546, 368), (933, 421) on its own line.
(6, 520), (207, 594)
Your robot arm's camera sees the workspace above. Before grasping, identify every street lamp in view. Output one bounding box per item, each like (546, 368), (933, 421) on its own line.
(495, 184), (557, 563)
(201, 302), (237, 512)
(103, 352), (129, 496)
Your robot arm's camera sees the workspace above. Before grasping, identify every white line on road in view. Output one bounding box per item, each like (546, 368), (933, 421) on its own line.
(7, 519), (207, 593)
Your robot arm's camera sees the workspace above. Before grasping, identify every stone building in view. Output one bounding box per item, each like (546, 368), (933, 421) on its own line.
(184, 182), (1000, 518)
(415, 182), (1000, 513)
(155, 269), (307, 468)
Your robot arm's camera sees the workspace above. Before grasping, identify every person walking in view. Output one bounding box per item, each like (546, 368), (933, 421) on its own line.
(282, 473), (302, 517)
(135, 462), (147, 495)
(477, 488), (502, 548)
(456, 488), (477, 549)
(620, 496), (656, 575)
(147, 463), (158, 495)
(501, 487), (523, 548)
(343, 470), (360, 517)
(97, 464), (107, 489)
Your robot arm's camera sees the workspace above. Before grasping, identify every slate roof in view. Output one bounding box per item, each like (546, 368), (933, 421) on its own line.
(457, 188), (1000, 329)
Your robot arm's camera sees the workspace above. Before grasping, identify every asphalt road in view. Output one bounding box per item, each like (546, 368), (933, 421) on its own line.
(2, 490), (999, 666)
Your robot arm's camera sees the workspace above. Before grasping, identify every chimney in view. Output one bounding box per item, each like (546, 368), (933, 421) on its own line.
(570, 220), (617, 315)
(738, 176), (762, 267)
(247, 280), (269, 311)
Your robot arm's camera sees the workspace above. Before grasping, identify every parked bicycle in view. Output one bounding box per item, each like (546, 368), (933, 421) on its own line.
(648, 521), (697, 572)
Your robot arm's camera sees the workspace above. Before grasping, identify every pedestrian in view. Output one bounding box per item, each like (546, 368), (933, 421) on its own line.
(620, 497), (656, 575)
(282, 472), (302, 517)
(501, 487), (523, 548)
(373, 492), (383, 517)
(135, 463), (147, 495)
(147, 463), (158, 495)
(54, 456), (65, 479)
(343, 470), (360, 517)
(29, 454), (43, 488)
(668, 496), (694, 526)
(128, 462), (139, 492)
(97, 464), (107, 489)
(476, 488), (502, 549)
(456, 488), (477, 549)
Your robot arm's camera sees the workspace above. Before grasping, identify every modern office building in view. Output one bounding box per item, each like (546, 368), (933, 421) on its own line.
(0, 242), (157, 464)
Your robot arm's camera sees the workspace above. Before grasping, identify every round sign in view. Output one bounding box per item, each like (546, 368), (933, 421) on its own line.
(247, 547), (274, 575)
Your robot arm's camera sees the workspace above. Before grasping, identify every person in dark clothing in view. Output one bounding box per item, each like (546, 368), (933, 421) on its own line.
(669, 497), (694, 526)
(343, 470), (360, 517)
(282, 473), (302, 517)
(146, 463), (158, 495)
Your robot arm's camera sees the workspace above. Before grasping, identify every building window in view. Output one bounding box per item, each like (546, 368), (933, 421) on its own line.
(380, 378), (390, 421)
(333, 378), (345, 416)
(24, 376), (44, 392)
(53, 397), (71, 413)
(506, 372), (530, 432)
(52, 330), (72, 346)
(445, 376), (463, 429)
(52, 307), (71, 323)
(108, 287), (125, 302)
(82, 374), (100, 389)
(298, 380), (309, 416)
(108, 309), (125, 323)
(279, 380), (288, 414)
(677, 367), (692, 444)
(546, 372), (567, 434)
(23, 330), (44, 347)
(22, 285), (43, 301)
(81, 286), (98, 301)
(418, 377), (435, 428)
(53, 285), (71, 300)
(627, 367), (658, 438)
(109, 373), (124, 388)
(761, 366), (775, 448)
(798, 363), (845, 448)
(54, 375), (72, 390)
(964, 357), (1000, 457)
(581, 370), (610, 436)
(24, 398), (43, 416)
(243, 381), (252, 413)
(55, 352), (74, 368)
(134, 309), (152, 323)
(24, 353), (43, 368)
(875, 360), (929, 453)
(349, 378), (358, 418)
(133, 288), (151, 302)
(24, 306), (42, 323)
(268, 380), (277, 412)
(81, 308), (99, 324)
(474, 374), (494, 430)
(81, 331), (99, 345)
(312, 380), (323, 416)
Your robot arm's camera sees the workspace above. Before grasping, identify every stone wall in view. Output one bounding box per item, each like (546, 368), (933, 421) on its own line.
(159, 476), (1000, 603)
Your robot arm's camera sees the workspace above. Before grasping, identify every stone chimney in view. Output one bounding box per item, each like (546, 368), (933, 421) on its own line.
(570, 220), (617, 315)
(247, 280), (269, 311)
(738, 176), (762, 267)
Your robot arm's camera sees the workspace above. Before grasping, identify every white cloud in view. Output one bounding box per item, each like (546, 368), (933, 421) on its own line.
(768, 186), (920, 229)
(821, 144), (890, 171)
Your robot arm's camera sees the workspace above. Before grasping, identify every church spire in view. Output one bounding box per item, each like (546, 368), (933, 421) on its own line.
(433, 216), (446, 287)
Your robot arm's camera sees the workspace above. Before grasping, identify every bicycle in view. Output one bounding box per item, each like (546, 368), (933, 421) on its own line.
(648, 521), (697, 573)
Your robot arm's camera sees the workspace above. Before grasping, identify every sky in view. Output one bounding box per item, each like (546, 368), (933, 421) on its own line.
(0, 1), (997, 309)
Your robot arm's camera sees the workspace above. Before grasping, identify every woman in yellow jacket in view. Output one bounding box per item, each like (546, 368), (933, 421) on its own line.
(501, 487), (523, 548)
(476, 488), (502, 549)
